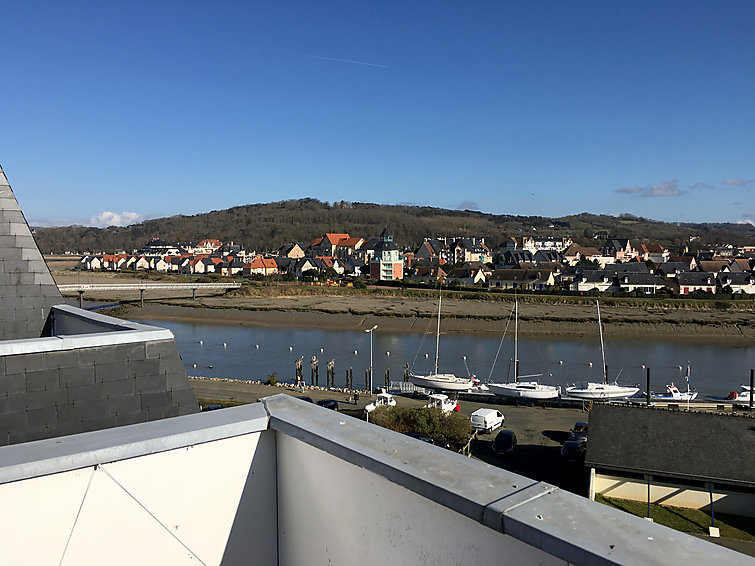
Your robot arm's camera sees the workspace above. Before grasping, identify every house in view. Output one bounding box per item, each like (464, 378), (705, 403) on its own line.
(277, 243), (305, 259)
(697, 260), (730, 274)
(192, 239), (223, 255)
(274, 257), (296, 276)
(334, 237), (365, 260)
(602, 239), (636, 262)
(369, 228), (403, 281)
(342, 257), (367, 277)
(656, 262), (689, 278)
(532, 250), (564, 264)
(407, 264), (447, 284)
(498, 249), (533, 269)
(717, 272), (755, 294)
(611, 262), (649, 273)
(571, 270), (613, 293)
(294, 258), (320, 278)
(102, 253), (128, 271)
(78, 255), (102, 271)
(729, 258), (752, 272)
(562, 244), (608, 267)
(152, 256), (173, 272)
(670, 272), (717, 295)
(445, 266), (486, 287)
(134, 238), (185, 258)
(452, 238), (492, 264)
(638, 243), (670, 264)
(243, 257), (279, 277)
(488, 269), (555, 291)
(127, 256), (150, 271)
(587, 404), (755, 520)
(308, 233), (350, 257)
(415, 240), (446, 264)
(613, 273), (666, 295)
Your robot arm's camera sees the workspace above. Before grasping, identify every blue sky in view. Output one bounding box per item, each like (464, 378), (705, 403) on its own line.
(2, 1), (753, 227)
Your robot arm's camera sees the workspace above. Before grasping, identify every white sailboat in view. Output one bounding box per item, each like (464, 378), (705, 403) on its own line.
(488, 300), (560, 400)
(409, 287), (474, 392)
(565, 301), (640, 400)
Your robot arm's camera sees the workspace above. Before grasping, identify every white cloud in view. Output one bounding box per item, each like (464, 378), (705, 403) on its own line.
(722, 178), (754, 187)
(89, 211), (144, 227)
(689, 182), (715, 190)
(616, 180), (681, 198)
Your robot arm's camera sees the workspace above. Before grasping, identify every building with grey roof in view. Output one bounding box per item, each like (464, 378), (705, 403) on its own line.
(0, 164), (197, 446)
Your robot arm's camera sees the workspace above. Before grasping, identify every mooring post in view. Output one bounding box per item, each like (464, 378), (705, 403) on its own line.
(646, 367), (651, 406)
(750, 368), (754, 410)
(349, 367), (353, 389)
(78, 290), (84, 308)
(192, 288), (196, 300)
(385, 368), (389, 389)
(140, 288), (144, 308)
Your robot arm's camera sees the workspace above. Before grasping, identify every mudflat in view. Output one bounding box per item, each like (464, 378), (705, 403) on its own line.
(52, 270), (755, 340)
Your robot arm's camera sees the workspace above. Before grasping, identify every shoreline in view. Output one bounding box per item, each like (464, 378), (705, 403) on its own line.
(107, 301), (755, 342)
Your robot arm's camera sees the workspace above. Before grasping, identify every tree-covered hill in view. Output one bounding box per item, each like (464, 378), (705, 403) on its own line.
(31, 199), (755, 254)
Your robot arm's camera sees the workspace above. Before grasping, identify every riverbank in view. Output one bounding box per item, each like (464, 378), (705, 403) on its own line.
(52, 270), (755, 339)
(104, 299), (755, 340)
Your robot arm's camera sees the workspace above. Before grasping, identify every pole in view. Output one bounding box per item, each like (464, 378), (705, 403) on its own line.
(709, 483), (715, 528)
(646, 475), (652, 519)
(750, 369), (754, 410)
(78, 290), (84, 308)
(646, 367), (651, 406)
(140, 288), (144, 308)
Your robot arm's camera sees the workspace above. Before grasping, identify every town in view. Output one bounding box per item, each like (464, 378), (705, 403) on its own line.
(76, 229), (755, 296)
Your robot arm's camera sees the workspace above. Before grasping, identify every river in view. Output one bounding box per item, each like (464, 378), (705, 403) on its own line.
(132, 317), (754, 398)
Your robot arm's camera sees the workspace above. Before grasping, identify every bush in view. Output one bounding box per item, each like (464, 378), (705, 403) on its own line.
(265, 372), (278, 386)
(369, 406), (471, 447)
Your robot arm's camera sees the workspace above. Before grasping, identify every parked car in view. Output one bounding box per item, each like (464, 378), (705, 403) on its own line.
(404, 432), (435, 445)
(404, 432), (451, 450)
(560, 440), (586, 463)
(569, 421), (588, 444)
(491, 429), (517, 456)
(296, 396), (314, 403)
(470, 408), (504, 434)
(316, 399), (339, 411)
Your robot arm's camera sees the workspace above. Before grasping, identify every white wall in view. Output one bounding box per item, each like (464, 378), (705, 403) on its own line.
(276, 434), (566, 566)
(0, 431), (276, 566)
(595, 473), (755, 518)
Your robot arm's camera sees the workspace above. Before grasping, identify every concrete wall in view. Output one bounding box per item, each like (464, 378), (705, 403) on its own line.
(0, 164), (64, 340)
(0, 333), (198, 446)
(594, 472), (755, 518)
(276, 433), (565, 566)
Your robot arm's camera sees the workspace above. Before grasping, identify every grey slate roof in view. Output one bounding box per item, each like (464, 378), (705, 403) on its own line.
(0, 165), (64, 340)
(586, 404), (755, 489)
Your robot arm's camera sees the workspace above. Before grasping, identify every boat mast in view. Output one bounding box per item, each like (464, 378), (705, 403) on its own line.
(597, 300), (607, 384)
(434, 286), (442, 375)
(514, 299), (519, 383)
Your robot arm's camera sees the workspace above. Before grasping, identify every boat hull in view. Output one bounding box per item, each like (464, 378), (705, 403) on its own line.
(565, 384), (639, 400)
(409, 373), (473, 391)
(489, 382), (560, 400)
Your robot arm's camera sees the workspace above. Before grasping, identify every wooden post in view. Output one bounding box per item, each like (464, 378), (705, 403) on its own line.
(646, 367), (651, 406)
(349, 367), (353, 389)
(385, 368), (389, 389)
(327, 359), (335, 389)
(295, 356), (303, 387)
(78, 290), (84, 308)
(403, 363), (409, 382)
(311, 356), (318, 386)
(140, 288), (144, 307)
(750, 369), (754, 410)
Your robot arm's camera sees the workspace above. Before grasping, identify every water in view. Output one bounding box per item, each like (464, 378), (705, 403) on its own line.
(133, 318), (755, 398)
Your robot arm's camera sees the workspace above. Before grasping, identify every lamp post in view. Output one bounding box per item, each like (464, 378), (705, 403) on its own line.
(365, 324), (378, 393)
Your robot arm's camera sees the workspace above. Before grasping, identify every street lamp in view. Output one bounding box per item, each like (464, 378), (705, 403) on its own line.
(365, 324), (378, 393)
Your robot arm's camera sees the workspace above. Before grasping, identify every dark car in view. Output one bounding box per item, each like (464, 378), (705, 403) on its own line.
(404, 432), (435, 445)
(569, 421), (588, 444)
(492, 429), (517, 456)
(560, 440), (586, 463)
(316, 399), (339, 411)
(296, 396), (314, 403)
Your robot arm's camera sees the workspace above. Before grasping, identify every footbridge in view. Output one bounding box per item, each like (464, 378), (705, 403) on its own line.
(57, 282), (241, 306)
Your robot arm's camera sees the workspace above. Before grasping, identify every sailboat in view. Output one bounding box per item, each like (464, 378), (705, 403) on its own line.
(488, 300), (560, 400)
(409, 287), (474, 392)
(565, 301), (640, 400)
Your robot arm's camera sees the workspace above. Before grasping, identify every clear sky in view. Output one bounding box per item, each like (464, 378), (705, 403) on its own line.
(2, 1), (753, 227)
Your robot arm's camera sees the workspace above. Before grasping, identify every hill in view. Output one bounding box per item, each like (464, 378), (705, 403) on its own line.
(31, 199), (755, 254)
